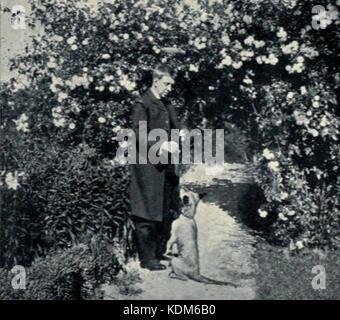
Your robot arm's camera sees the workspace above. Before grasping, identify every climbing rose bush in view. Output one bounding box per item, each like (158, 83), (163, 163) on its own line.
(1, 0), (339, 269)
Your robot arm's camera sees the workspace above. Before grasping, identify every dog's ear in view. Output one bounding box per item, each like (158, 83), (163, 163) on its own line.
(199, 193), (207, 200)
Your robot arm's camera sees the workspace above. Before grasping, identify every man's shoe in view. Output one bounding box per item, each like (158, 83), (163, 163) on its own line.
(141, 262), (166, 271)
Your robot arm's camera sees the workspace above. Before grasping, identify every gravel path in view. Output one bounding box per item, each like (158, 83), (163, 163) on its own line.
(104, 164), (257, 300)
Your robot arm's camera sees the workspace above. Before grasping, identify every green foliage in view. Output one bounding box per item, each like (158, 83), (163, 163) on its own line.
(0, 0), (339, 271)
(0, 235), (141, 300)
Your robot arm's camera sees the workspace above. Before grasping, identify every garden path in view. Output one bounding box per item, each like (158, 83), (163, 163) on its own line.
(104, 163), (258, 300)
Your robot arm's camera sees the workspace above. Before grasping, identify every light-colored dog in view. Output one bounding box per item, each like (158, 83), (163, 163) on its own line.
(166, 188), (237, 287)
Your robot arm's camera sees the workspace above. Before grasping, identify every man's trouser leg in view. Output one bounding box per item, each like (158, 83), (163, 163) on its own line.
(133, 216), (158, 265)
(156, 168), (180, 259)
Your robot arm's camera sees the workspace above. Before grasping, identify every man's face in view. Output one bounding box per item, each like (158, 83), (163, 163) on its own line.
(154, 74), (174, 98)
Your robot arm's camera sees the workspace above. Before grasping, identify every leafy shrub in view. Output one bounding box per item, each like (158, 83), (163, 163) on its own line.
(1, 0), (339, 269)
(0, 133), (133, 267)
(0, 235), (141, 300)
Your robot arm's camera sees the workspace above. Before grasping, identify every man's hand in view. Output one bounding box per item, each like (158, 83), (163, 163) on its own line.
(160, 141), (179, 154)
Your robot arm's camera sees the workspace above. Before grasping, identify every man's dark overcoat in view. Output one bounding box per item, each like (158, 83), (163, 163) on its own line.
(129, 89), (184, 222)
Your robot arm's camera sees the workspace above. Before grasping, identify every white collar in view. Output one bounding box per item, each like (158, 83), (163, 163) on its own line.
(150, 87), (161, 100)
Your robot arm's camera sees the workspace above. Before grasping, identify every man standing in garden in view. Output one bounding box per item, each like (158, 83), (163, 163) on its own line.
(129, 64), (185, 271)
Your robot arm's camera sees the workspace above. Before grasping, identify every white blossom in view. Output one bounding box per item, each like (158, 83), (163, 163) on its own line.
(189, 64), (199, 72)
(258, 209), (268, 218)
(278, 212), (288, 221)
(300, 86), (307, 94)
(287, 92), (294, 99)
(244, 36), (254, 45)
(296, 241), (304, 249)
(308, 128), (319, 137)
(268, 161), (279, 171)
(5, 172), (21, 190)
(67, 36), (76, 45)
(263, 148), (275, 160)
(102, 54), (111, 59)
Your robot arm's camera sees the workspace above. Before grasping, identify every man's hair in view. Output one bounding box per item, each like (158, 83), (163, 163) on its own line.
(152, 64), (175, 82)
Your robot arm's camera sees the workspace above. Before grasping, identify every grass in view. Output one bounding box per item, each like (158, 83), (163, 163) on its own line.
(255, 242), (340, 300)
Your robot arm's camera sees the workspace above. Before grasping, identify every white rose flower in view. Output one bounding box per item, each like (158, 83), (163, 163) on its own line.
(242, 15), (252, 24)
(256, 56), (263, 64)
(314, 95), (320, 101)
(221, 56), (232, 66)
(123, 33), (129, 40)
(69, 123), (76, 129)
(320, 117), (328, 127)
(221, 34), (230, 45)
(280, 192), (289, 200)
(5, 172), (20, 190)
(258, 209), (268, 218)
(287, 210), (295, 216)
(297, 56), (304, 63)
(109, 34), (119, 41)
(277, 28), (287, 39)
(268, 161), (279, 171)
(278, 213), (288, 221)
(308, 128), (319, 137)
(287, 92), (294, 99)
(71, 44), (78, 50)
(67, 36), (76, 45)
(296, 241), (304, 249)
(102, 54), (111, 59)
(153, 46), (160, 54)
(82, 38), (89, 45)
(254, 40), (265, 48)
(312, 101), (319, 108)
(98, 117), (106, 123)
(244, 36), (254, 45)
(53, 118), (66, 127)
(58, 92), (68, 101)
(300, 86), (307, 94)
(112, 125), (121, 133)
(160, 22), (168, 29)
(263, 148), (275, 160)
(232, 61), (243, 69)
(322, 128), (329, 136)
(243, 77), (253, 84)
(189, 64), (199, 72)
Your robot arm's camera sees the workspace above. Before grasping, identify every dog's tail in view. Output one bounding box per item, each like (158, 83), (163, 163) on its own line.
(189, 274), (238, 287)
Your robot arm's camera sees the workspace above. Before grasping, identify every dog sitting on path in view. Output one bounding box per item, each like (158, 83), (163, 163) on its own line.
(165, 188), (238, 287)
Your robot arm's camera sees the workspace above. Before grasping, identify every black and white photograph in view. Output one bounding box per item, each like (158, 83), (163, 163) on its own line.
(0, 0), (339, 303)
